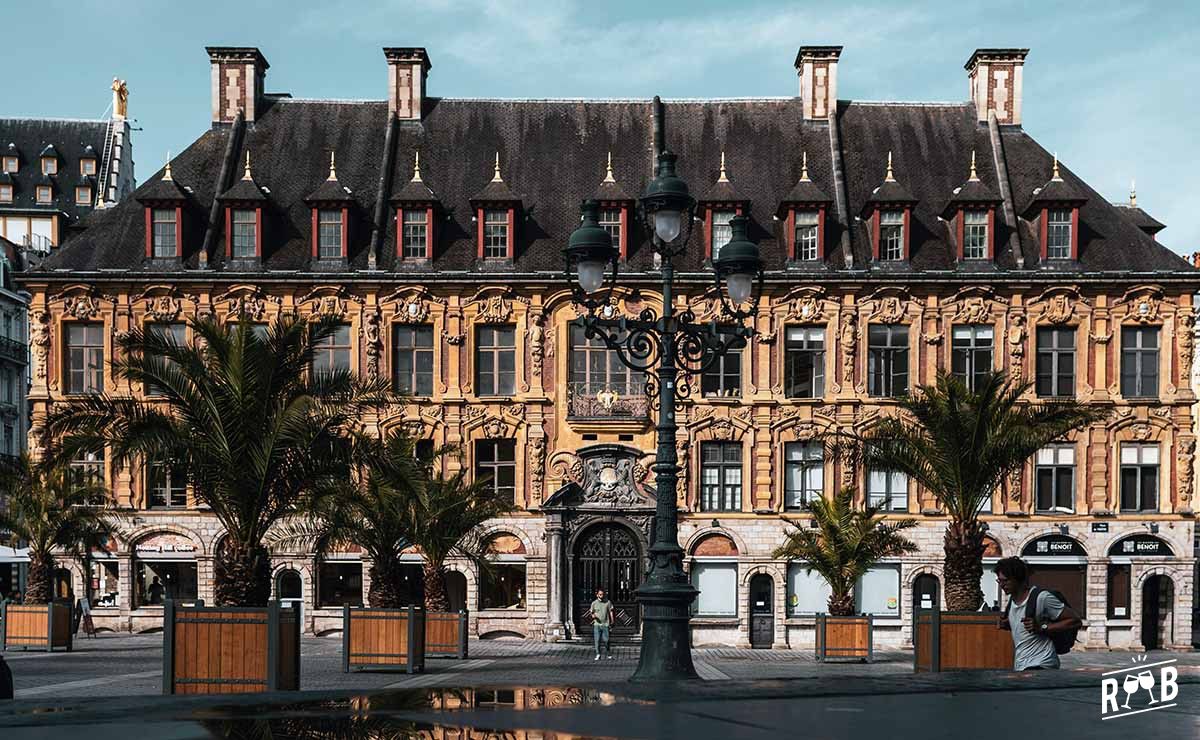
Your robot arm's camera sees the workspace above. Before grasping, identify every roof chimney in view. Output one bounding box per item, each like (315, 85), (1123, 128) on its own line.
(384, 48), (431, 120)
(965, 48), (1029, 125)
(795, 46), (842, 120)
(206, 47), (269, 125)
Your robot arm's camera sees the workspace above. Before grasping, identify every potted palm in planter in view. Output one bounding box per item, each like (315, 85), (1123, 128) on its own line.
(47, 315), (389, 692)
(857, 371), (1104, 671)
(774, 486), (917, 662)
(0, 454), (116, 652)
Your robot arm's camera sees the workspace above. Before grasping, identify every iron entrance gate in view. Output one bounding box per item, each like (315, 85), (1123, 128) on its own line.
(574, 525), (641, 634)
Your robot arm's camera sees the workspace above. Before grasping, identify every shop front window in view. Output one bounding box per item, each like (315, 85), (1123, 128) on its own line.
(481, 564), (526, 610)
(134, 560), (198, 607)
(317, 562), (363, 608)
(690, 561), (737, 617)
(90, 561), (120, 608)
(1107, 563), (1131, 619)
(855, 565), (901, 617)
(786, 563), (831, 616)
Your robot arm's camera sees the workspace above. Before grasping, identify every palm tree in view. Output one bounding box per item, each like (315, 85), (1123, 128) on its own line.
(44, 314), (391, 606)
(773, 487), (917, 615)
(0, 454), (117, 603)
(855, 371), (1107, 611)
(275, 427), (426, 608)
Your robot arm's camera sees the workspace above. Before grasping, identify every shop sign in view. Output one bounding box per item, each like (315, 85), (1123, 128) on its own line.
(1021, 534), (1087, 557)
(135, 533), (197, 555)
(1107, 535), (1173, 557)
(1091, 522), (1109, 533)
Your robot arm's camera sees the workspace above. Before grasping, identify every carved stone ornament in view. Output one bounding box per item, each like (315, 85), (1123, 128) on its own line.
(1179, 309), (1196, 373)
(1130, 423), (1154, 442)
(224, 294), (266, 321)
(398, 299), (430, 324)
(952, 296), (992, 324)
(840, 312), (858, 384)
(528, 434), (547, 498)
(146, 294), (182, 322)
(710, 418), (736, 441)
(476, 294), (513, 323)
(482, 416), (509, 439)
(1007, 312), (1027, 374)
(443, 332), (465, 346)
(313, 295), (346, 318)
(869, 295), (907, 324)
(64, 295), (102, 320)
(1177, 437), (1195, 505)
(362, 308), (383, 381)
(1128, 296), (1161, 324)
(29, 310), (50, 383)
(789, 295), (824, 322)
(528, 317), (546, 377)
(1043, 293), (1075, 324)
(403, 419), (425, 439)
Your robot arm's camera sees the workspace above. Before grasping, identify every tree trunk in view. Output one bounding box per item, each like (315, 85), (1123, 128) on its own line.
(367, 561), (406, 609)
(827, 590), (855, 617)
(25, 552), (55, 604)
(423, 562), (450, 612)
(213, 544), (271, 606)
(943, 516), (987, 611)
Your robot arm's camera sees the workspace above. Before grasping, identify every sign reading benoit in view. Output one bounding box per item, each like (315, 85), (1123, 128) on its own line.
(1021, 534), (1087, 558)
(1107, 535), (1173, 558)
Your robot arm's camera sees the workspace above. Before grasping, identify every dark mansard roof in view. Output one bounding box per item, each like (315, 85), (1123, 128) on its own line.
(33, 96), (1193, 279)
(0, 118), (108, 222)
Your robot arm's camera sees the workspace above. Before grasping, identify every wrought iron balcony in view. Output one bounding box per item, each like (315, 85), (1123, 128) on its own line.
(566, 380), (650, 420)
(0, 336), (27, 365)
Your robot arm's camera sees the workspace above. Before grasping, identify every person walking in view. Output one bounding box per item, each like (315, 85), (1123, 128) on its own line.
(590, 588), (614, 661)
(995, 556), (1081, 670)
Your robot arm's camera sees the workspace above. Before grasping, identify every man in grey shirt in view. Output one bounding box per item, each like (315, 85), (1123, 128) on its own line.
(995, 556), (1081, 670)
(590, 588), (614, 661)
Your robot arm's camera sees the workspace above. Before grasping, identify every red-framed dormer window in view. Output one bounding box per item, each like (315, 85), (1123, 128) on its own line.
(397, 206), (434, 260)
(1, 156), (16, 174)
(787, 206), (826, 261)
(703, 205), (745, 260)
(954, 207), (995, 261)
(598, 203), (629, 260)
(225, 206), (262, 259)
(147, 206), (182, 259)
(478, 207), (514, 259)
(870, 207), (911, 262)
(1040, 206), (1078, 261)
(312, 206), (349, 260)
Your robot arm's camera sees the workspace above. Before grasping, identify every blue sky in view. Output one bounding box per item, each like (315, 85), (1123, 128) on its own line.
(7, 0), (1198, 254)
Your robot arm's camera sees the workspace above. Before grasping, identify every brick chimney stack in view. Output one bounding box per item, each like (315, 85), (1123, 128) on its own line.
(965, 48), (1029, 125)
(795, 46), (843, 120)
(206, 47), (270, 125)
(384, 48), (431, 120)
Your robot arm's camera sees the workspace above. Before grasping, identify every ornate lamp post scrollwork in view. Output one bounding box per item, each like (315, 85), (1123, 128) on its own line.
(564, 149), (764, 681)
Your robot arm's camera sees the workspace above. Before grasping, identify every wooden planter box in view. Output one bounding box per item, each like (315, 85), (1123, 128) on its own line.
(343, 605), (426, 674)
(425, 610), (469, 659)
(814, 614), (873, 662)
(162, 600), (301, 694)
(1, 602), (72, 652)
(914, 609), (1013, 672)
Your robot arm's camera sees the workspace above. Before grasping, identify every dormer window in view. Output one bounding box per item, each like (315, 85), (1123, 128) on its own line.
(794, 210), (820, 260)
(401, 210), (428, 259)
(591, 153), (634, 260)
(75, 185), (92, 206)
(600, 206), (623, 255)
(151, 208), (178, 258)
(230, 209), (258, 259)
(0, 185), (11, 203)
(1, 157), (16, 174)
(483, 208), (510, 258)
(392, 152), (439, 262)
(963, 210), (989, 259)
(41, 157), (57, 176)
(36, 185), (52, 204)
(317, 209), (344, 259)
(80, 158), (97, 176)
(880, 210), (905, 260)
(1046, 209), (1072, 259)
(711, 209), (735, 259)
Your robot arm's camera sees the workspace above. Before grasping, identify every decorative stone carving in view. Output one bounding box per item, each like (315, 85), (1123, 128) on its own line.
(922, 332), (944, 345)
(443, 332), (465, 345)
(146, 295), (182, 322)
(1178, 309), (1196, 374)
(506, 403), (526, 421)
(225, 294), (266, 320)
(585, 459), (641, 506)
(422, 404), (445, 423)
(1089, 331), (1112, 345)
(1177, 438), (1195, 506)
(1127, 295), (1161, 323)
(403, 419), (425, 439)
(29, 310), (50, 383)
(815, 404), (838, 420)
(1007, 312), (1026, 376)
(362, 308), (382, 381)
(869, 295), (907, 323)
(528, 434), (547, 499)
(952, 296), (992, 324)
(528, 317), (546, 377)
(789, 295), (824, 322)
(476, 293), (513, 323)
(1130, 423), (1154, 442)
(840, 312), (857, 385)
(676, 437), (690, 499)
(482, 416), (509, 439)
(1043, 293), (1075, 324)
(464, 405), (487, 422)
(710, 419), (735, 440)
(755, 330), (777, 345)
(64, 295), (102, 319)
(398, 299), (430, 323)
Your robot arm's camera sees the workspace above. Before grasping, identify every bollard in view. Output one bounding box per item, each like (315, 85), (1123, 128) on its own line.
(0, 655), (12, 700)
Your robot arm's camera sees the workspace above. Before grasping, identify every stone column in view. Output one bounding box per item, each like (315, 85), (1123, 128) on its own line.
(544, 515), (564, 641)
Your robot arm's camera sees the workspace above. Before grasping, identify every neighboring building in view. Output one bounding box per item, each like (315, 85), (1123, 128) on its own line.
(21, 45), (1198, 649)
(0, 235), (30, 600)
(0, 79), (136, 252)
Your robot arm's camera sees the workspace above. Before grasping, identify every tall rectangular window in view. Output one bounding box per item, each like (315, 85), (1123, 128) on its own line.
(3, 424), (14, 456)
(483, 209), (509, 258)
(784, 326), (825, 398)
(570, 324), (642, 396)
(711, 210), (735, 260)
(1036, 327), (1075, 398)
(1035, 445), (1074, 513)
(231, 209), (257, 259)
(70, 450), (106, 506)
(868, 324), (908, 397)
(794, 210), (819, 261)
(66, 323), (104, 394)
(80, 158), (97, 175)
(1, 156), (16, 173)
(691, 561), (737, 617)
(476, 325), (515, 396)
(0, 184), (11, 202)
(868, 469), (908, 511)
(880, 210), (904, 261)
(41, 158), (57, 175)
(1120, 443), (1158, 512)
(1046, 209), (1072, 259)
(963, 209), (988, 259)
(700, 442), (742, 512)
(318, 209), (343, 259)
(36, 186), (52, 204)
(146, 323), (185, 397)
(75, 186), (92, 205)
(599, 207), (622, 255)
(1121, 327), (1159, 398)
(401, 210), (427, 259)
(148, 462), (187, 508)
(784, 441), (823, 510)
(152, 208), (177, 258)
(392, 325), (434, 395)
(475, 439), (516, 503)
(1107, 564), (1131, 619)
(951, 325), (993, 391)
(701, 335), (741, 398)
(312, 324), (351, 374)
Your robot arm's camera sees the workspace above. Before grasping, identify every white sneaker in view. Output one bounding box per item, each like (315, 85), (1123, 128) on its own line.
(594, 654), (600, 661)
(607, 654), (614, 660)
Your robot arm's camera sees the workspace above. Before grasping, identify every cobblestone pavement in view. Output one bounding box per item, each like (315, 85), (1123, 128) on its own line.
(4, 633), (1199, 699)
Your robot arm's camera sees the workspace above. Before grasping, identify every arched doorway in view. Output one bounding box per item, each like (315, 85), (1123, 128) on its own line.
(574, 524), (642, 634)
(445, 571), (467, 613)
(748, 574), (774, 648)
(276, 569), (303, 620)
(1141, 575), (1174, 650)
(913, 573), (939, 612)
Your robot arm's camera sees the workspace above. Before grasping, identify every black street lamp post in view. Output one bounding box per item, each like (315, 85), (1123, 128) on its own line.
(565, 150), (763, 681)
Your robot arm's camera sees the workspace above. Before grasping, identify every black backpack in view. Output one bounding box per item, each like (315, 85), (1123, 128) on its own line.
(1024, 586), (1078, 655)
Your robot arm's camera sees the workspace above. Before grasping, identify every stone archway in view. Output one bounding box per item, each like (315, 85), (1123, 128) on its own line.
(572, 523), (642, 634)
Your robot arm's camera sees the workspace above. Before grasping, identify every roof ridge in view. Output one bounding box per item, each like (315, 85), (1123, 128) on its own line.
(0, 116), (109, 124)
(845, 101), (970, 107)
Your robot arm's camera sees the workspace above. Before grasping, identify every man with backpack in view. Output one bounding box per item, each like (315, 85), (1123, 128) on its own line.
(995, 556), (1082, 670)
